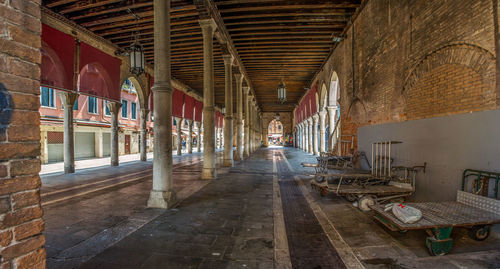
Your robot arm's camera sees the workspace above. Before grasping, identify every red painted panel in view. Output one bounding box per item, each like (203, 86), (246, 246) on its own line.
(183, 95), (195, 120)
(41, 24), (74, 91)
(194, 100), (203, 122)
(79, 42), (121, 102)
(172, 89), (184, 118)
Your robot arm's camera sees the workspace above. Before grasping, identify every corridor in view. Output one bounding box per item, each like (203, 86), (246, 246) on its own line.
(42, 148), (500, 269)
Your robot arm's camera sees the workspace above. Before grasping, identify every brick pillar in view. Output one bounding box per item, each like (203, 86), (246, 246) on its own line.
(0, 1), (46, 268)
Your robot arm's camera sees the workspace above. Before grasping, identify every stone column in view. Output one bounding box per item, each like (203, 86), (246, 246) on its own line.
(59, 92), (79, 173)
(148, 0), (176, 208)
(140, 108), (149, 161)
(243, 87), (250, 158)
(328, 106), (337, 152)
(95, 129), (103, 158)
(175, 117), (183, 155)
(308, 118), (313, 154)
(234, 73), (244, 160)
(41, 130), (48, 164)
(319, 110), (327, 153)
(187, 119), (193, 154)
(222, 54), (234, 166)
(298, 124), (302, 150)
(200, 19), (217, 179)
(107, 101), (122, 166)
(303, 120), (309, 152)
(195, 121), (201, 152)
(312, 114), (319, 156)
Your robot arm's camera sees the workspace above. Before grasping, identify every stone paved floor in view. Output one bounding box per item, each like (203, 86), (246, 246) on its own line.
(43, 151), (221, 268)
(79, 149), (276, 269)
(44, 147), (500, 269)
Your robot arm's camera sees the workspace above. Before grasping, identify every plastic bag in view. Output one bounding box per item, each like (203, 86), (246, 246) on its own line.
(386, 203), (422, 224)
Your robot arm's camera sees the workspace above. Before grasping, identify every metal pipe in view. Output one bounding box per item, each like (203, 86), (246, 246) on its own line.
(389, 141), (392, 177)
(371, 143), (374, 175)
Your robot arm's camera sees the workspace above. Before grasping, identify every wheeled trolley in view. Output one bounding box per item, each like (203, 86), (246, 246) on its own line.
(371, 190), (500, 256)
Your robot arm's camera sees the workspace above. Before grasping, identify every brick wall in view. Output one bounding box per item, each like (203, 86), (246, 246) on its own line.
(0, 0), (45, 268)
(312, 0), (498, 137)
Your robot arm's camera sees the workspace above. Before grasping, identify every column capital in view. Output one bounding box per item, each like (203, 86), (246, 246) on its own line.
(319, 110), (327, 117)
(107, 101), (122, 114)
(58, 91), (79, 106)
(312, 113), (319, 122)
(242, 86), (250, 94)
(199, 19), (217, 34)
(307, 117), (313, 124)
(234, 72), (244, 82)
(222, 54), (234, 65)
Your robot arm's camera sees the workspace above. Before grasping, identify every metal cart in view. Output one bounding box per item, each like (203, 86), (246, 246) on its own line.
(371, 190), (500, 256)
(309, 141), (427, 210)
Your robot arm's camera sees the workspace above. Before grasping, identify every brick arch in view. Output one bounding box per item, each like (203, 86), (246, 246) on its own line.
(403, 43), (496, 120)
(403, 42), (495, 94)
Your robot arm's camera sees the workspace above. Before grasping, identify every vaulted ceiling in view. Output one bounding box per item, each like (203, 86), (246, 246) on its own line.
(42, 0), (361, 112)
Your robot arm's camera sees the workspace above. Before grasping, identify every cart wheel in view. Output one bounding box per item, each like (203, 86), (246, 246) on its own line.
(320, 187), (327, 197)
(469, 225), (490, 241)
(358, 195), (376, 212)
(345, 194), (357, 202)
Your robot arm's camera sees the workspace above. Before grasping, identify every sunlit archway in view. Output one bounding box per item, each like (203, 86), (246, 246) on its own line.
(267, 119), (284, 147)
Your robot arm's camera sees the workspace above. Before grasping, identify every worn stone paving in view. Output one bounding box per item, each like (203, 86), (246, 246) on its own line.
(79, 149), (276, 269)
(274, 149), (346, 269)
(284, 148), (500, 269)
(43, 152), (220, 268)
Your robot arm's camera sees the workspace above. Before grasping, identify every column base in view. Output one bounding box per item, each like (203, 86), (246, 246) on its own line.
(147, 190), (177, 209)
(202, 168), (217, 180)
(223, 159), (234, 167)
(64, 165), (75, 174)
(140, 153), (147, 162)
(234, 155), (242, 161)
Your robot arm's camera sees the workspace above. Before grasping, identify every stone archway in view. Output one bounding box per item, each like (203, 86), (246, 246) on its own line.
(267, 119), (284, 146)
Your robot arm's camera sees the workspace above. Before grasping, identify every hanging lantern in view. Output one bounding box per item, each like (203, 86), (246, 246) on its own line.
(222, 107), (226, 115)
(129, 41), (145, 75)
(277, 81), (286, 103)
(275, 112), (280, 121)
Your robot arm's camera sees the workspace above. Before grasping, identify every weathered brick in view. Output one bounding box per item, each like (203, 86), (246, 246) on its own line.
(11, 190), (40, 210)
(0, 5), (40, 34)
(7, 124), (41, 142)
(9, 0), (41, 20)
(15, 248), (46, 269)
(0, 205), (43, 229)
(9, 110), (40, 125)
(1, 234), (45, 261)
(1, 262), (11, 269)
(9, 159), (40, 176)
(9, 92), (40, 111)
(14, 219), (44, 241)
(0, 229), (13, 247)
(0, 39), (41, 64)
(0, 71), (40, 95)
(0, 195), (10, 213)
(6, 56), (40, 80)
(0, 142), (40, 161)
(0, 175), (41, 196)
(0, 164), (7, 178)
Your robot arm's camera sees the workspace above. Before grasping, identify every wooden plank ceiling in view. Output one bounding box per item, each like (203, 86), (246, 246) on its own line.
(42, 0), (361, 112)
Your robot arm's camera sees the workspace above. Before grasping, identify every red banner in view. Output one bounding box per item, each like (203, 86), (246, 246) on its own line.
(172, 89), (184, 118)
(79, 42), (121, 102)
(183, 95), (195, 120)
(194, 100), (203, 122)
(41, 24), (74, 91)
